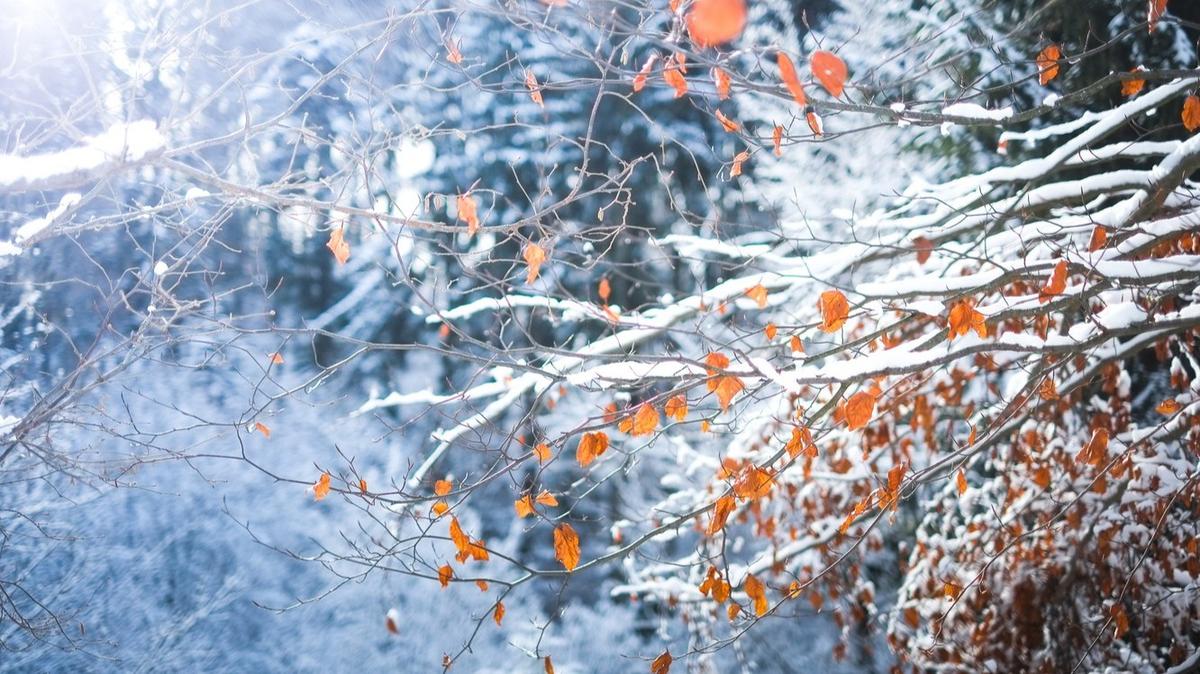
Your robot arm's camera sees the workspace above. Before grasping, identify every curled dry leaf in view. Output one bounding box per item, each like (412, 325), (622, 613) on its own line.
(457, 194), (480, 235)
(515, 494), (536, 518)
(326, 227), (350, 265)
(715, 109), (739, 132)
(730, 150), (749, 177)
(1121, 70), (1145, 97)
(805, 111), (823, 136)
(947, 299), (987, 340)
(776, 51), (807, 106)
(713, 67), (731, 100)
(553, 523), (581, 571)
(650, 651), (673, 674)
(912, 236), (933, 264)
(663, 63), (688, 98)
(525, 69), (544, 107)
(438, 564), (453, 588)
(386, 608), (400, 634)
(810, 50), (848, 97)
(633, 55), (657, 92)
(772, 124), (783, 157)
(1088, 226), (1108, 252)
(1036, 44), (1061, 85)
(817, 289), (849, 332)
(493, 602), (505, 626)
(253, 421), (271, 438)
(684, 0), (746, 48)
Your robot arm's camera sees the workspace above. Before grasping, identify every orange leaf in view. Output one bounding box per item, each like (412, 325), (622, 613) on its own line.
(789, 335), (803, 353)
(533, 442), (551, 462)
(947, 299), (987, 340)
(817, 289), (849, 332)
(544, 656), (555, 674)
(685, 0), (746, 48)
(493, 602), (505, 626)
(457, 194), (480, 236)
(268, 352), (284, 365)
(730, 150), (749, 177)
(707, 494), (735, 535)
(386, 609), (400, 634)
(913, 236), (933, 264)
(359, 479), (368, 493)
(630, 403), (660, 436)
(772, 124), (783, 157)
(1088, 226), (1108, 252)
(553, 523), (581, 571)
(734, 466), (773, 499)
(438, 564), (453, 588)
(446, 39), (463, 65)
(576, 431), (609, 467)
(1149, 0), (1167, 33)
(1033, 465), (1052, 489)
(313, 472), (331, 501)
(432, 501), (449, 517)
(1038, 260), (1068, 303)
(764, 322), (777, 340)
(714, 375), (744, 410)
(713, 67), (731, 100)
(598, 277), (611, 302)
(956, 469), (968, 496)
(449, 516), (470, 554)
(1157, 398), (1181, 414)
(1075, 428), (1110, 466)
(715, 109), (739, 132)
(664, 394), (688, 421)
(524, 242), (547, 284)
(844, 391), (876, 431)
(515, 494), (536, 518)
(745, 283), (768, 308)
(743, 574), (768, 616)
(810, 50), (848, 97)
(633, 55), (657, 93)
(1038, 378), (1059, 401)
(326, 227), (350, 265)
(1121, 71), (1145, 97)
(776, 51), (807, 106)
(663, 64), (688, 98)
(805, 110), (823, 136)
(253, 421), (271, 438)
(1183, 95), (1200, 133)
(1036, 44), (1061, 85)
(435, 479), (453, 496)
(650, 651), (673, 674)
(535, 490), (559, 507)
(525, 69), (544, 107)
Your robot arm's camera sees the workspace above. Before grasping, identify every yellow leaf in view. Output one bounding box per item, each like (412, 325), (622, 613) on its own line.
(313, 472), (331, 501)
(553, 523), (581, 571)
(326, 227), (350, 265)
(524, 242), (547, 284)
